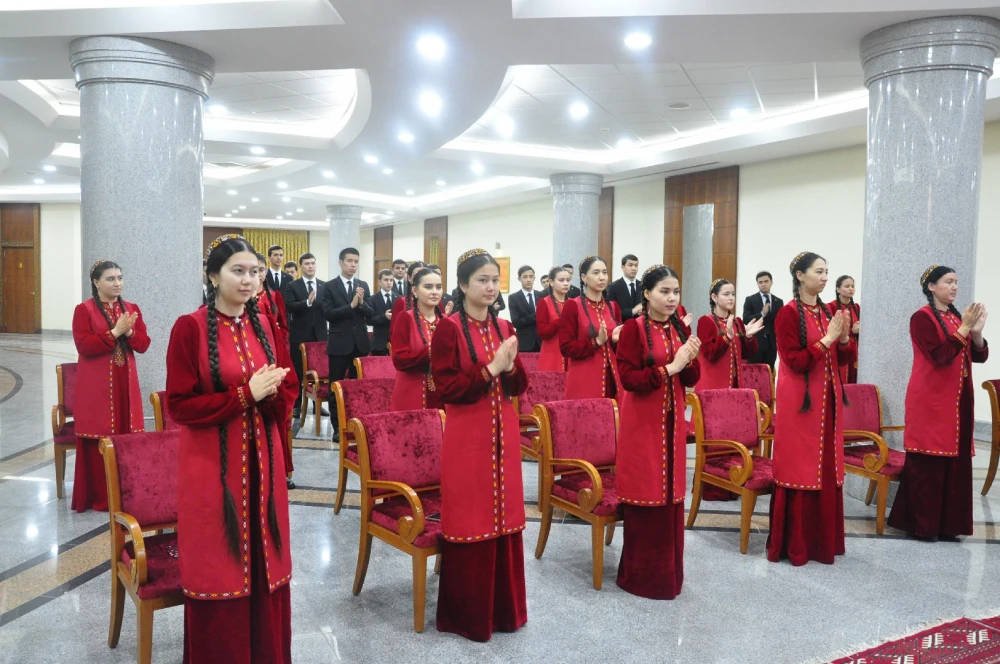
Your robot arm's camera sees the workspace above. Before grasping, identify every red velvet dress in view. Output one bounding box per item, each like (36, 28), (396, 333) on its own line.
(767, 301), (856, 566)
(388, 294), (409, 339)
(535, 295), (566, 371)
(71, 299), (149, 512)
(256, 289), (293, 473)
(559, 297), (622, 400)
(616, 316), (700, 599)
(166, 306), (299, 664)
(389, 308), (442, 411)
(829, 300), (860, 384)
(888, 307), (988, 538)
(430, 313), (529, 642)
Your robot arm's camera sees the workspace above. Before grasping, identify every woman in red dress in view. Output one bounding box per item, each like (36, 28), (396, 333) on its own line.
(888, 265), (988, 540)
(767, 251), (856, 566)
(829, 275), (861, 384)
(559, 256), (623, 399)
(431, 249), (528, 642)
(616, 265), (701, 599)
(536, 265), (571, 371)
(71, 260), (150, 512)
(696, 278), (763, 392)
(166, 235), (298, 663)
(390, 267), (443, 411)
(255, 252), (294, 487)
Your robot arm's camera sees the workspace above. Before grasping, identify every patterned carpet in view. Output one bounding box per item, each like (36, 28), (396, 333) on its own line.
(831, 617), (1000, 663)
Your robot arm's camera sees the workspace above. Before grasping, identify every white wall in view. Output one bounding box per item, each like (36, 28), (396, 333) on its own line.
(973, 123), (1000, 422)
(307, 230), (329, 281)
(359, 228), (374, 287)
(391, 220), (424, 266)
(40, 203), (82, 331)
(612, 179), (666, 280)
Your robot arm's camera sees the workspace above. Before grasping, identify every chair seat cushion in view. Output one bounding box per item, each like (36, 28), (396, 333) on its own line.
(704, 455), (774, 491)
(344, 445), (358, 464)
(371, 490), (442, 548)
(305, 383), (330, 400)
(53, 421), (75, 445)
(552, 471), (621, 517)
(843, 444), (905, 476)
(121, 532), (182, 600)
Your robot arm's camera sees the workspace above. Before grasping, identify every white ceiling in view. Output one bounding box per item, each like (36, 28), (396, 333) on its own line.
(0, 0), (998, 228)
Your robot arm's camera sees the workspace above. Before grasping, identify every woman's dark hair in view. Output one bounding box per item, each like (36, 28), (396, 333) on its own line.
(206, 236), (283, 558)
(921, 265), (961, 339)
(639, 265), (687, 367)
(790, 251), (847, 411)
(404, 261), (427, 311)
(578, 256), (611, 338)
(454, 250), (510, 396)
(254, 253), (278, 318)
(547, 265), (571, 315)
(709, 278), (733, 314)
(90, 260), (127, 355)
(410, 267), (443, 345)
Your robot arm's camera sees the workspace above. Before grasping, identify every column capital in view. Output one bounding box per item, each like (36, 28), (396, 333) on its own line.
(549, 172), (603, 197)
(861, 16), (1000, 87)
(70, 36), (215, 98)
(326, 204), (364, 221)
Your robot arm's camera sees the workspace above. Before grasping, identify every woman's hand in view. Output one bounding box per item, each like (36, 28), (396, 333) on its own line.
(249, 364), (289, 402)
(112, 312), (138, 338)
(745, 317), (764, 338)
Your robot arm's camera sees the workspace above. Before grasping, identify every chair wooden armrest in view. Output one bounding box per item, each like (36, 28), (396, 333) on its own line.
(113, 512), (149, 586)
(843, 430), (891, 473)
(698, 440), (755, 485)
(881, 425), (905, 432)
(51, 405), (66, 437)
(549, 458), (603, 512)
(519, 413), (539, 430)
(758, 402), (772, 434)
(304, 370), (319, 388)
(519, 414), (541, 452)
(366, 480), (426, 544)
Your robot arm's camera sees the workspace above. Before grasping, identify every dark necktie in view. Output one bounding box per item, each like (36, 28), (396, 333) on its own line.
(629, 281), (635, 302)
(307, 281), (314, 294)
(385, 293), (390, 305)
(346, 280), (353, 297)
(527, 292), (534, 310)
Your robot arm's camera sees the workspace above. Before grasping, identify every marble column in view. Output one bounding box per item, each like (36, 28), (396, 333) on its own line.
(550, 173), (604, 269)
(327, 205), (363, 278)
(71, 36), (214, 405)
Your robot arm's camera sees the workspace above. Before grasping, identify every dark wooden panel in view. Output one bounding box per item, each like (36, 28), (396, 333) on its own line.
(0, 204), (37, 243)
(0, 203), (41, 333)
(424, 216), (448, 290)
(374, 225), (393, 279)
(202, 226), (231, 258)
(663, 167), (739, 288)
(598, 187), (614, 263)
(713, 253), (737, 284)
(713, 226), (738, 255)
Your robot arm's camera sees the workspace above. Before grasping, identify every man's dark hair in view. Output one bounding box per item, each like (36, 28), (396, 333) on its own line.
(621, 254), (638, 266)
(339, 247), (360, 261)
(756, 271), (773, 281)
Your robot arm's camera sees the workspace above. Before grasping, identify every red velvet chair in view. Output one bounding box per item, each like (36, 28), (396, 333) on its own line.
(350, 409), (444, 632)
(354, 355), (397, 380)
(331, 378), (396, 514)
(687, 389), (774, 554)
(841, 383), (906, 534)
(534, 398), (622, 590)
(983, 381), (1000, 496)
(100, 430), (183, 664)
(50, 363), (77, 500)
(741, 363), (775, 456)
(300, 342), (330, 435)
(516, 371), (568, 461)
(149, 391), (180, 432)
(518, 352), (540, 373)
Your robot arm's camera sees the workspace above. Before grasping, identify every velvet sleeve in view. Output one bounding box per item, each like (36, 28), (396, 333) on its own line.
(165, 314), (254, 428)
(775, 305), (827, 374)
(910, 310), (967, 367)
(272, 290), (289, 332)
(835, 338), (857, 366)
(390, 314), (430, 372)
(616, 319), (664, 395)
(973, 339), (989, 363)
(697, 316), (730, 362)
(559, 299), (597, 359)
(536, 301), (560, 341)
(737, 318), (758, 359)
(256, 313), (299, 423)
(680, 356), (701, 388)
(430, 318), (494, 404)
(124, 304), (151, 354)
(388, 296), (406, 334)
(504, 321), (529, 397)
(72, 303), (115, 357)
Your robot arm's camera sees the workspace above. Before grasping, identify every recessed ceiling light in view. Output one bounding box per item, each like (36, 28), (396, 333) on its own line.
(77, 135), (81, 139)
(667, 101), (691, 110)
(385, 210), (395, 215)
(569, 102), (589, 119)
(616, 138), (634, 149)
(250, 146), (266, 155)
(42, 164), (56, 172)
(364, 155), (379, 165)
(286, 211), (293, 216)
(232, 209), (238, 213)
(277, 181), (288, 189)
(239, 205), (246, 210)
(225, 213), (232, 218)
(251, 197), (260, 203)
(33, 178), (44, 184)
(405, 190), (415, 195)
(470, 162), (484, 175)
(207, 104), (228, 116)
(226, 189), (237, 195)
(624, 32), (652, 51)
(436, 179), (446, 186)
(494, 114), (516, 139)
(322, 170), (336, 179)
(730, 108), (750, 119)
(397, 131), (414, 143)
(296, 208), (304, 213)
(282, 196), (291, 202)
(382, 167), (394, 175)
(416, 34), (447, 61)
(418, 90), (443, 117)
(276, 215), (283, 220)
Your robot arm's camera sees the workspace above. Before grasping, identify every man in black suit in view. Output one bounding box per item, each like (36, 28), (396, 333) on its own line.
(320, 246), (373, 385)
(742, 270), (783, 369)
(607, 254), (642, 322)
(563, 263), (582, 299)
(283, 261), (298, 280)
(370, 269), (396, 355)
(282, 252), (328, 419)
(391, 259), (409, 298)
(508, 265), (545, 352)
(265, 244), (294, 293)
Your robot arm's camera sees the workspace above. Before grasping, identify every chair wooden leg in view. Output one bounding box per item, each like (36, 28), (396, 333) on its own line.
(314, 397), (322, 436)
(864, 479), (877, 506)
(54, 447), (66, 500)
(604, 520), (616, 546)
(333, 463), (348, 515)
(352, 527), (373, 595)
(136, 601), (153, 664)
(434, 554), (441, 575)
(875, 479), (889, 536)
(534, 499), (553, 559)
(108, 569), (125, 647)
(591, 520), (604, 590)
(299, 389), (308, 428)
(412, 552), (427, 632)
(686, 473), (704, 529)
(764, 439), (773, 458)
(983, 442), (1000, 496)
(739, 491), (758, 554)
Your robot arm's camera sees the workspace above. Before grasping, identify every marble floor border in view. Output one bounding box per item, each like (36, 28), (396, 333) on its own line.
(0, 365), (23, 405)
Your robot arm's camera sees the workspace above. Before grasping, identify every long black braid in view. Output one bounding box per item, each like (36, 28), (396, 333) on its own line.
(90, 261), (129, 355)
(921, 266), (963, 339)
(638, 265), (685, 366)
(547, 266), (570, 316)
(791, 253), (848, 412)
(453, 250), (512, 396)
(255, 254), (279, 318)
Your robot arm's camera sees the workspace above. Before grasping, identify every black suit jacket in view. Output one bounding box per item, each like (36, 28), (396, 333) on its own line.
(567, 285), (582, 300)
(370, 290), (396, 352)
(508, 289), (546, 352)
(320, 276), (373, 356)
(391, 278), (409, 299)
(607, 277), (642, 322)
(742, 292), (783, 351)
(493, 292), (506, 312)
(282, 278), (329, 346)
(265, 269), (293, 294)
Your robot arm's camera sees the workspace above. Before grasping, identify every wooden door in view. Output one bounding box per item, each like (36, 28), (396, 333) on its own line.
(373, 226), (393, 281)
(0, 204), (41, 334)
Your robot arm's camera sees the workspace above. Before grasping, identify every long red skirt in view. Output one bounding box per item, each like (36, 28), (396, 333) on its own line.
(436, 533), (527, 642)
(887, 381), (975, 539)
(616, 503), (685, 599)
(766, 397), (845, 566)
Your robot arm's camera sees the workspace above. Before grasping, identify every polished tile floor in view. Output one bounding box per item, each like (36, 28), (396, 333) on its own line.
(3, 333), (1000, 663)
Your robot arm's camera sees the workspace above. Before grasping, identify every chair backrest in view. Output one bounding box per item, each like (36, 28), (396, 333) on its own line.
(58, 363), (78, 417)
(518, 352), (540, 373)
(355, 409), (444, 489)
(334, 378), (396, 428)
(519, 371), (568, 415)
(537, 398), (618, 468)
(841, 383), (883, 434)
(355, 355), (397, 380)
(150, 391), (181, 431)
(740, 363), (773, 405)
(301, 342), (330, 381)
(692, 388), (760, 450)
(985, 380), (1000, 443)
(104, 430), (180, 526)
